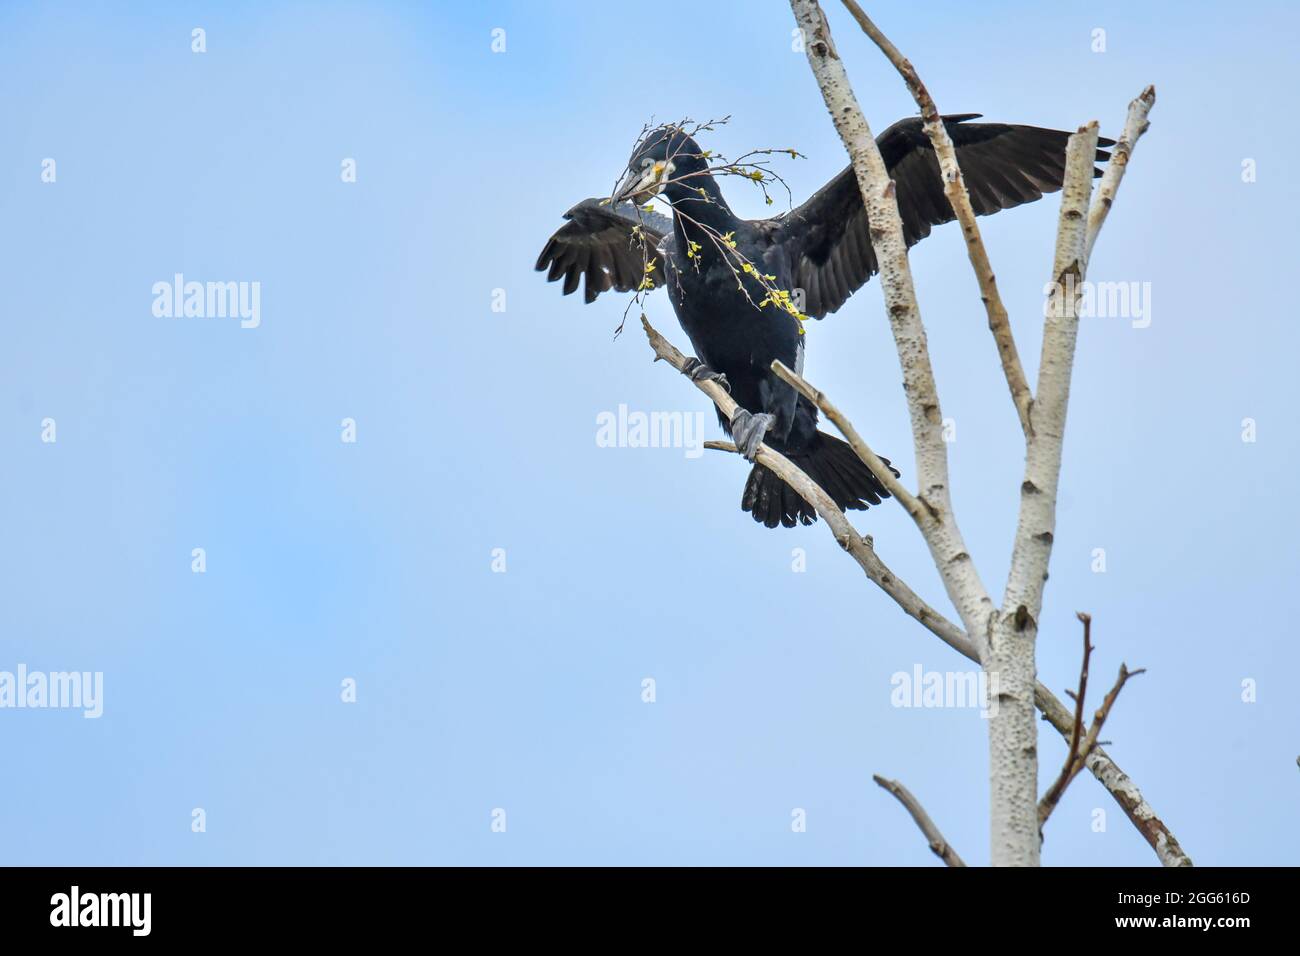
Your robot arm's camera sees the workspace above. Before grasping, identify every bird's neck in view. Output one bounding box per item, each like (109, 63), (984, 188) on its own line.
(664, 173), (740, 247)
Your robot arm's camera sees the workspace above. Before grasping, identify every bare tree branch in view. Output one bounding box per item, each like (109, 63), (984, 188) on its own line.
(794, 0), (1053, 865)
(977, 124), (1099, 866)
(1032, 683), (1191, 866)
(768, 229), (1187, 863)
(770, 359), (928, 523)
(1001, 102), (1152, 642)
(999, 123), (1096, 643)
(1039, 656), (1146, 830)
(1038, 612), (1094, 828)
(789, 0), (1166, 867)
(636, 2), (1180, 867)
(1078, 664), (1146, 771)
(788, 0), (996, 664)
(838, 0), (1034, 438)
(1085, 86), (1157, 266)
(769, 341), (1188, 862)
(645, 311), (1191, 865)
(1019, 87), (1178, 868)
(872, 774), (966, 867)
(642, 315), (976, 661)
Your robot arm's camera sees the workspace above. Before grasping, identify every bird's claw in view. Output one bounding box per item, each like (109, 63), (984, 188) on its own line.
(730, 409), (775, 462)
(683, 357), (730, 392)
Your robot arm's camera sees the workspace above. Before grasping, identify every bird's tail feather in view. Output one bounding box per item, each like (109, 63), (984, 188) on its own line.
(741, 431), (896, 529)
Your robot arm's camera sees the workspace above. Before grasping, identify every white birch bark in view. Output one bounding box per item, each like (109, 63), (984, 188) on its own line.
(986, 125), (1099, 866)
(839, 0), (1034, 437)
(788, 0), (996, 658)
(782, 1), (1171, 866)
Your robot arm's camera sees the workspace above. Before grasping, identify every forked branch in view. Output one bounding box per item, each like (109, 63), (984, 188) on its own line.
(1038, 612), (1146, 830)
(642, 312), (1190, 865)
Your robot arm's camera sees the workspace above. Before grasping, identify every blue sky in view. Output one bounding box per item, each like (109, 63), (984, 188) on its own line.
(0, 0), (1295, 866)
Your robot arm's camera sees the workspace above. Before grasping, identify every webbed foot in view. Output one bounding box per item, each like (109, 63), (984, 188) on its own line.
(682, 357), (730, 392)
(730, 408), (775, 462)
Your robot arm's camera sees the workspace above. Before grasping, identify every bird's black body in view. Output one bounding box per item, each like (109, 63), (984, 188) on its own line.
(664, 213), (806, 446)
(660, 200), (880, 527)
(537, 118), (1112, 527)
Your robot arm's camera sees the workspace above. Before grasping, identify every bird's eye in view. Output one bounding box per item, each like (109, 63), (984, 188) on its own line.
(641, 157), (654, 168)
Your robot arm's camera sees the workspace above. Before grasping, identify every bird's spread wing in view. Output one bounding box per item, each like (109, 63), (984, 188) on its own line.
(775, 116), (1114, 319)
(534, 199), (672, 304)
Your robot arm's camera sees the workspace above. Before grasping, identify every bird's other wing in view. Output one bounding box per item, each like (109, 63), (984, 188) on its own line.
(776, 116), (1114, 319)
(534, 199), (672, 304)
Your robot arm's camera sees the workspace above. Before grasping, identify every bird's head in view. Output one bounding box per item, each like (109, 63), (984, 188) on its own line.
(611, 125), (711, 206)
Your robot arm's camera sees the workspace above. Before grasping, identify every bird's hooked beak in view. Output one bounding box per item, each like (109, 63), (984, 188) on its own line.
(612, 159), (675, 205)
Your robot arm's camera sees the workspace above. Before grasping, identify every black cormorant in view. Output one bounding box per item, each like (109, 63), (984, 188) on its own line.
(537, 117), (1112, 528)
